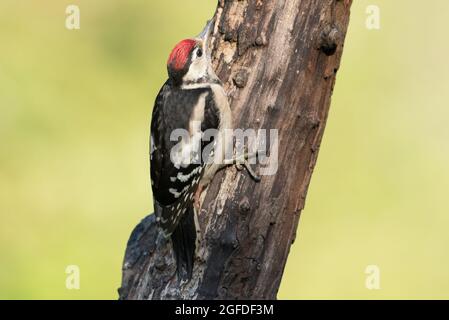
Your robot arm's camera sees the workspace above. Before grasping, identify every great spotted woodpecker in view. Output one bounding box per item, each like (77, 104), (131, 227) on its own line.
(150, 20), (257, 280)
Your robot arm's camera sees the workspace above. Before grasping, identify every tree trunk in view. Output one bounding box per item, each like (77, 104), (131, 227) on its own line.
(119, 0), (352, 300)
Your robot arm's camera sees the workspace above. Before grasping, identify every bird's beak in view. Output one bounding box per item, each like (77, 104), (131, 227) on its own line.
(197, 18), (215, 49)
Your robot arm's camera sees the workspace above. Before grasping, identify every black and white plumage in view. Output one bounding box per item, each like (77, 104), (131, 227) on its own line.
(150, 20), (233, 280)
(151, 82), (221, 235)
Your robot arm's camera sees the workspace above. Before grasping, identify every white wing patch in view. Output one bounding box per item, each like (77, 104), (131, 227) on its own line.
(169, 188), (181, 198)
(169, 185), (190, 198)
(176, 166), (201, 183)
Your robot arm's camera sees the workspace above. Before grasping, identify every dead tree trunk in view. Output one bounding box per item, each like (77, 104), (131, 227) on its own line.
(119, 0), (352, 300)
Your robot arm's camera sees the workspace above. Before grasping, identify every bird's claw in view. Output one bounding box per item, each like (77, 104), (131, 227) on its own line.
(231, 152), (261, 182)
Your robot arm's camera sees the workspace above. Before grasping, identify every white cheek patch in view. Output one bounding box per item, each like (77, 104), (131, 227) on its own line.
(183, 56), (208, 83)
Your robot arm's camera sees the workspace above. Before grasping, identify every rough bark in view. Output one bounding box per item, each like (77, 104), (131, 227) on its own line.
(119, 0), (352, 300)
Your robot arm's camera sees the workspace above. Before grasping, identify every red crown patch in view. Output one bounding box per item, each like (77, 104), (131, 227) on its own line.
(167, 39), (196, 71)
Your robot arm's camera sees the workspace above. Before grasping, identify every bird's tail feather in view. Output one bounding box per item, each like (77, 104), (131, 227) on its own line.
(170, 205), (196, 281)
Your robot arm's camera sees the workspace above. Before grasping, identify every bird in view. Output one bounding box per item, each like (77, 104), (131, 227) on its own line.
(149, 19), (258, 281)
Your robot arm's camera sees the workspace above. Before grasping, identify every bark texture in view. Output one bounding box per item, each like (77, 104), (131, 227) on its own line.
(119, 0), (352, 300)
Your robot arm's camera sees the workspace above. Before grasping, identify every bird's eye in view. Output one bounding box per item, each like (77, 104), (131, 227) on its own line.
(196, 48), (203, 58)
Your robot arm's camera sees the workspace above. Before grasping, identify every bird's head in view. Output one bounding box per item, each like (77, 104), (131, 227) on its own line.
(167, 19), (217, 85)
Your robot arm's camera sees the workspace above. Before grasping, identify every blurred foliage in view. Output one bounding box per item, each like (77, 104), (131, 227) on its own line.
(0, 0), (448, 299)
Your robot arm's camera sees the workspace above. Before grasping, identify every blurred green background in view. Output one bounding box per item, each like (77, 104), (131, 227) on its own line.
(1, 0), (448, 299)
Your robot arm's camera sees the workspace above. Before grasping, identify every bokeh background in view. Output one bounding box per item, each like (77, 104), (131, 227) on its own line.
(1, 0), (448, 299)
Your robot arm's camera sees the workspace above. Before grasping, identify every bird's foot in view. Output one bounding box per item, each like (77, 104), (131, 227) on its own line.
(225, 152), (261, 182)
